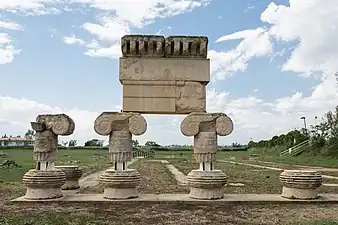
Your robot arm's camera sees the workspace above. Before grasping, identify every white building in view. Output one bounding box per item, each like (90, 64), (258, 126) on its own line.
(0, 137), (34, 147)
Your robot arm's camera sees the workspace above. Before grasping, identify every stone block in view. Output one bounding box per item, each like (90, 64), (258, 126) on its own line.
(279, 170), (323, 200)
(22, 169), (66, 200)
(121, 35), (165, 57)
(55, 165), (83, 190)
(187, 169), (227, 200)
(165, 36), (208, 58)
(122, 81), (206, 114)
(119, 57), (210, 83)
(100, 169), (140, 199)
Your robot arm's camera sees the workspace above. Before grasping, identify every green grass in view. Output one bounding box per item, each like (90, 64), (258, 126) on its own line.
(0, 149), (110, 183)
(81, 160), (188, 194)
(1, 148), (338, 225)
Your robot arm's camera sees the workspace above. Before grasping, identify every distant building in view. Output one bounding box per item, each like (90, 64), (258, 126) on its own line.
(0, 137), (34, 147)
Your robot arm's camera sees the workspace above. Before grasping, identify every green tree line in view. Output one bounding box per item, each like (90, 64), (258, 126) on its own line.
(248, 105), (338, 157)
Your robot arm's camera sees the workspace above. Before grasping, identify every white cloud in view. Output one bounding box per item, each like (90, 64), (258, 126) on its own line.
(0, 33), (21, 64)
(64, 0), (211, 58)
(210, 27), (273, 81)
(1, 0), (338, 146)
(261, 0), (338, 76)
(0, 20), (23, 30)
(71, 0), (211, 28)
(63, 34), (86, 45)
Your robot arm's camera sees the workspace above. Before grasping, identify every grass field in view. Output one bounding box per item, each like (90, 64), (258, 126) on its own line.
(1, 148), (338, 225)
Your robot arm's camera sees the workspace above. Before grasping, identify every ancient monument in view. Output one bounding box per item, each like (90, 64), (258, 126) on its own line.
(15, 35), (333, 203)
(94, 34), (233, 200)
(22, 114), (75, 199)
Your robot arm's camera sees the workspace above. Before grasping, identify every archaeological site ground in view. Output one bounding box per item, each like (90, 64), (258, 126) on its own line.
(1, 35), (338, 225)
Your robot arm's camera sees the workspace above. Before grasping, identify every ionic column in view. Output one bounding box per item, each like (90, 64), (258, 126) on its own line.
(94, 112), (147, 199)
(22, 114), (75, 200)
(181, 112), (233, 200)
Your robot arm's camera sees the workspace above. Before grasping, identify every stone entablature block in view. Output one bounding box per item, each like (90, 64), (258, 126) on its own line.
(121, 35), (208, 58)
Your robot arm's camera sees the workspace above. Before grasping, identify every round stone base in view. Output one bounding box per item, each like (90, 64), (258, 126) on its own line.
(281, 187), (319, 200)
(103, 187), (138, 199)
(25, 187), (63, 200)
(62, 180), (80, 190)
(100, 168), (140, 199)
(189, 187), (224, 200)
(22, 169), (66, 200)
(279, 170), (322, 200)
(187, 169), (227, 200)
(55, 165), (82, 190)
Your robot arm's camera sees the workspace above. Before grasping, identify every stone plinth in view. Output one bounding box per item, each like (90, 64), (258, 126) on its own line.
(55, 165), (83, 190)
(22, 169), (66, 200)
(187, 170), (227, 200)
(279, 170), (323, 200)
(100, 169), (141, 199)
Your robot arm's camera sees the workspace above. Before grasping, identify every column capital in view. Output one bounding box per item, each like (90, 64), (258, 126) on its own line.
(31, 114), (75, 136)
(180, 112), (233, 137)
(94, 112), (147, 136)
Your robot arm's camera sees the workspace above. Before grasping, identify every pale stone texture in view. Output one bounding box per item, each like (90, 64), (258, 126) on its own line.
(165, 36), (208, 58)
(279, 170), (323, 200)
(100, 169), (141, 199)
(119, 35), (209, 114)
(119, 58), (210, 83)
(23, 114), (75, 200)
(181, 112), (234, 200)
(94, 112), (147, 199)
(122, 80), (206, 114)
(187, 170), (227, 200)
(22, 169), (66, 200)
(121, 35), (165, 57)
(55, 165), (83, 190)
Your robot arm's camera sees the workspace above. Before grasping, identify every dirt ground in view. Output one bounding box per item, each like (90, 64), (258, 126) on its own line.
(1, 151), (338, 225)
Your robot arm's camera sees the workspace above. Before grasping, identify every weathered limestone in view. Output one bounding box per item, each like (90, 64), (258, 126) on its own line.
(181, 112), (234, 199)
(94, 112), (146, 199)
(122, 80), (206, 114)
(120, 35), (209, 114)
(55, 165), (83, 190)
(23, 114), (75, 199)
(279, 170), (323, 200)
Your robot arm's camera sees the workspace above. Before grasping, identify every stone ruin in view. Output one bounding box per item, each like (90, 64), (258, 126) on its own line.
(20, 35), (324, 201)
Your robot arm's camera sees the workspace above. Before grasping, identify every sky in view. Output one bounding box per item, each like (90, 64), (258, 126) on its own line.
(1, 0), (338, 146)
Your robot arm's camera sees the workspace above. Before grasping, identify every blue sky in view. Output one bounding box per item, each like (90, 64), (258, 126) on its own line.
(1, 0), (337, 146)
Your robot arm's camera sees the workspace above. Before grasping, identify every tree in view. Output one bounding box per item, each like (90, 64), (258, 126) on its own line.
(132, 140), (139, 149)
(68, 140), (77, 147)
(84, 139), (104, 147)
(24, 129), (35, 140)
(145, 141), (160, 147)
(61, 141), (69, 147)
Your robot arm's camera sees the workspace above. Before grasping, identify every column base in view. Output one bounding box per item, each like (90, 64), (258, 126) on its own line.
(103, 187), (138, 199)
(187, 169), (227, 200)
(55, 165), (82, 190)
(281, 187), (319, 200)
(100, 168), (140, 199)
(25, 187), (63, 200)
(22, 169), (66, 200)
(62, 180), (80, 190)
(279, 170), (322, 200)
